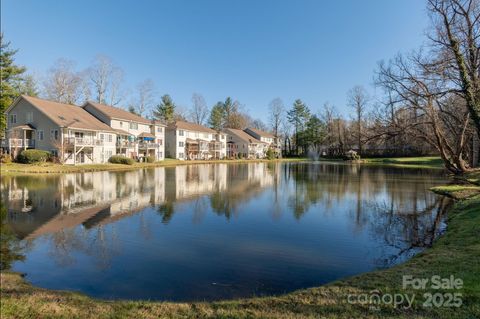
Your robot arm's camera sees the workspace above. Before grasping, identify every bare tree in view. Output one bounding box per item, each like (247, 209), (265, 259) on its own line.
(108, 67), (125, 106)
(347, 86), (369, 154)
(427, 0), (480, 137)
(250, 118), (268, 131)
(174, 105), (188, 121)
(268, 98), (285, 138)
(189, 93), (209, 125)
(88, 55), (124, 105)
(376, 53), (472, 174)
(43, 58), (87, 104)
(131, 79), (155, 116)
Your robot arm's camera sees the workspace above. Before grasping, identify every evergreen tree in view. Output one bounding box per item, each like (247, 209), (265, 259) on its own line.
(0, 35), (32, 133)
(304, 115), (326, 151)
(153, 94), (175, 123)
(287, 99), (310, 155)
(209, 102), (225, 131)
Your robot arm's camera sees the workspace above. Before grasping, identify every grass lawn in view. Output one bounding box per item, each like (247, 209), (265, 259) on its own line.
(0, 157), (309, 174)
(1, 193), (479, 318)
(363, 156), (445, 169)
(0, 156), (446, 175)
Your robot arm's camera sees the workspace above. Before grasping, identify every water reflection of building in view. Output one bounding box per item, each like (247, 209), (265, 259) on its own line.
(2, 169), (167, 240)
(2, 163), (278, 239)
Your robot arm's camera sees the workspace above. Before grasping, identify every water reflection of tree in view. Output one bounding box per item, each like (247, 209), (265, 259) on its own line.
(157, 202), (175, 224)
(44, 225), (121, 270)
(1, 203), (27, 270)
(368, 196), (452, 268)
(284, 163), (447, 222)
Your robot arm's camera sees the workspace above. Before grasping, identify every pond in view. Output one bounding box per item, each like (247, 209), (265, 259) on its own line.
(1, 162), (451, 301)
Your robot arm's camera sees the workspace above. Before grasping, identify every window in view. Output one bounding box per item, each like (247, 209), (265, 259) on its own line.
(179, 152), (184, 158)
(120, 122), (123, 127)
(50, 129), (59, 140)
(204, 133), (209, 138)
(158, 139), (163, 145)
(159, 152), (163, 157)
(75, 132), (84, 138)
(129, 122), (138, 130)
(51, 150), (59, 157)
(26, 112), (33, 123)
(37, 130), (44, 141)
(221, 134), (225, 140)
(157, 127), (162, 133)
(10, 114), (16, 124)
(100, 133), (105, 141)
(179, 141), (184, 147)
(179, 130), (184, 136)
(108, 134), (113, 142)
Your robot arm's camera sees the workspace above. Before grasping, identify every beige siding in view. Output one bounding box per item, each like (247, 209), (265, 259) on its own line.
(7, 99), (61, 151)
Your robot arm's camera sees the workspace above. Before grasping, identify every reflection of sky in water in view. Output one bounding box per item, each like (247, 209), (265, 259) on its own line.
(1, 163), (450, 301)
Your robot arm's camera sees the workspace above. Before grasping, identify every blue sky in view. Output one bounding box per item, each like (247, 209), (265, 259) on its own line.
(2, 0), (428, 120)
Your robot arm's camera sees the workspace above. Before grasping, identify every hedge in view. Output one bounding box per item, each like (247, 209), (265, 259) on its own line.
(108, 155), (135, 165)
(16, 150), (51, 164)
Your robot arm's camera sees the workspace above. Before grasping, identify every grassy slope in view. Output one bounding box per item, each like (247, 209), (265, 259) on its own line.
(1, 196), (479, 319)
(0, 158), (308, 174)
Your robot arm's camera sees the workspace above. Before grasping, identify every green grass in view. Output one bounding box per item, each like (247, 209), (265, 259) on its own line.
(431, 185), (480, 200)
(0, 156), (448, 175)
(1, 195), (479, 318)
(0, 158), (309, 174)
(363, 156), (445, 169)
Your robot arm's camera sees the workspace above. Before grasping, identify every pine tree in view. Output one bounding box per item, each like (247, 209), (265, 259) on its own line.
(287, 99), (310, 155)
(0, 35), (31, 133)
(153, 94), (175, 123)
(209, 102), (225, 131)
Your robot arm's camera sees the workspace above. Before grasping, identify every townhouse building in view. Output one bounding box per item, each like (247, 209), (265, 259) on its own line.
(243, 127), (282, 157)
(1, 96), (166, 164)
(83, 102), (165, 161)
(1, 96), (282, 164)
(2, 95), (118, 164)
(223, 128), (268, 159)
(165, 120), (227, 160)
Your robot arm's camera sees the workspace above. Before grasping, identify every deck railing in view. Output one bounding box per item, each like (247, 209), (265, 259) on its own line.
(65, 137), (103, 146)
(138, 142), (160, 149)
(1, 138), (35, 148)
(117, 141), (136, 148)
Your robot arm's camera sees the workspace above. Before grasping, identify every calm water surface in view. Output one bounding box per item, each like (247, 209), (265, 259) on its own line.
(1, 162), (451, 301)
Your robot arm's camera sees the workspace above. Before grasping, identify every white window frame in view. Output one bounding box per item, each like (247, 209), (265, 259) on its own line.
(10, 114), (17, 124)
(37, 130), (44, 141)
(179, 130), (185, 136)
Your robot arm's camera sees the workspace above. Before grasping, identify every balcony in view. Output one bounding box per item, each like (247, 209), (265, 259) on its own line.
(65, 137), (103, 147)
(117, 141), (136, 148)
(1, 138), (35, 148)
(209, 142), (223, 151)
(138, 142), (160, 149)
